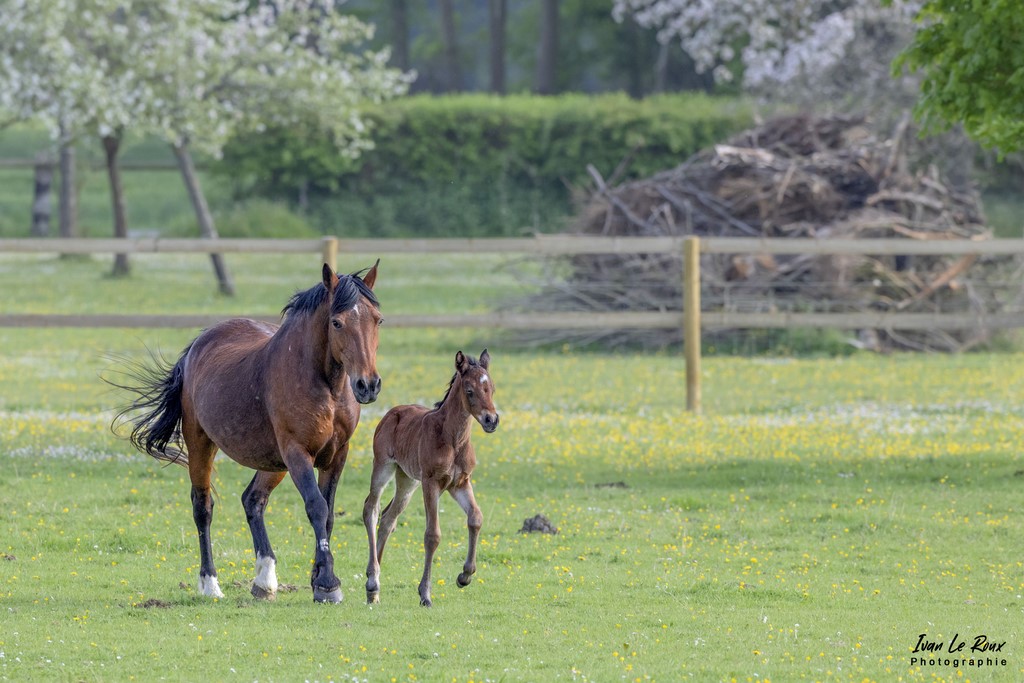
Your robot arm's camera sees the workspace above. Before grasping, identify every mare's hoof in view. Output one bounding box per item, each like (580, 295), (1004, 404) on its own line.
(367, 591), (380, 605)
(251, 584), (276, 601)
(313, 586), (343, 604)
(457, 573), (473, 588)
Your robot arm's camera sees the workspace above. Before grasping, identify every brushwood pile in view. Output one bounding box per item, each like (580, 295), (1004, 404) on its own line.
(520, 114), (1020, 352)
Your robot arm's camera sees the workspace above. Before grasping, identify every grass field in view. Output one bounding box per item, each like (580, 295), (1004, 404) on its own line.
(2, 253), (1024, 682)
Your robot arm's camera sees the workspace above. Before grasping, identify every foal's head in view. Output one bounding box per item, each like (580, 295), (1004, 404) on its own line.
(322, 262), (383, 404)
(453, 349), (498, 433)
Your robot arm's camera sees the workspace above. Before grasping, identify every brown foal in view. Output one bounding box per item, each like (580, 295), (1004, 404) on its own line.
(363, 350), (499, 606)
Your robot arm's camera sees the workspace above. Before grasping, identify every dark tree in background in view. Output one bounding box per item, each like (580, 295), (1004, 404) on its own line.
(534, 0), (559, 94)
(438, 0), (462, 92)
(489, 0), (507, 94)
(390, 0), (410, 71)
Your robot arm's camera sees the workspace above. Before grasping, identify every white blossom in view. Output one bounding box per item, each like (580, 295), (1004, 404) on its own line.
(612, 0), (922, 95)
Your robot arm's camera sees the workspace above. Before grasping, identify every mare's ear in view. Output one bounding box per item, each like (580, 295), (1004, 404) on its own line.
(479, 348), (490, 369)
(322, 263), (339, 292)
(362, 259), (380, 290)
(455, 350), (468, 374)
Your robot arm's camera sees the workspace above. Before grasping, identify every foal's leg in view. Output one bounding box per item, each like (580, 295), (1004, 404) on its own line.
(183, 420), (222, 598)
(375, 468), (419, 562)
(418, 479), (442, 607)
(362, 458), (396, 604)
(282, 444), (342, 603)
(450, 482), (483, 588)
(241, 470), (287, 600)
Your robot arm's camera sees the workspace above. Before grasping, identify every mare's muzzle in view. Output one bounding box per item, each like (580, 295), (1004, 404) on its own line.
(353, 375), (382, 404)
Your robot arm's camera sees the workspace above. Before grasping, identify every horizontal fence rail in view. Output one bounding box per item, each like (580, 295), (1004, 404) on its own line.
(5, 235), (1024, 411)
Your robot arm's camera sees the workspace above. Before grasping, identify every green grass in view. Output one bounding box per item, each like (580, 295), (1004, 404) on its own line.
(2, 254), (1024, 682)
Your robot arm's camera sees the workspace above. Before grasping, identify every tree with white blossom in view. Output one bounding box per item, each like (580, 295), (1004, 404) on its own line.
(612, 0), (922, 108)
(0, 0), (409, 290)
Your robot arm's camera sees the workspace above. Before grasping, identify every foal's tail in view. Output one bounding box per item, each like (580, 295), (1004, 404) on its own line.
(108, 345), (193, 467)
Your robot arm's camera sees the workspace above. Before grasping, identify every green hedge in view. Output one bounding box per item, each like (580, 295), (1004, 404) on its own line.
(215, 93), (752, 237)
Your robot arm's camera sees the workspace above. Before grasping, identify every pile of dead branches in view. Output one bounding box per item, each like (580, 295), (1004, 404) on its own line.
(518, 113), (1023, 352)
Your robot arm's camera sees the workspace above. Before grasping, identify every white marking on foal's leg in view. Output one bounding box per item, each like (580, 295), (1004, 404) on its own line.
(319, 539), (330, 553)
(254, 554), (278, 595)
(198, 574), (224, 598)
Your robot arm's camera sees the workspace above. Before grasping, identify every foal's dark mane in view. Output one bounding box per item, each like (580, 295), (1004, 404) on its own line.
(433, 355), (480, 409)
(282, 271), (379, 320)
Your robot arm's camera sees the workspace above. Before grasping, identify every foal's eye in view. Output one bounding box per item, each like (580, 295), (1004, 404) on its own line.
(466, 389), (475, 399)
(331, 319), (343, 329)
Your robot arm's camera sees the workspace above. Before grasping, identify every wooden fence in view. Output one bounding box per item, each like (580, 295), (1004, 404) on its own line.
(3, 235), (1024, 412)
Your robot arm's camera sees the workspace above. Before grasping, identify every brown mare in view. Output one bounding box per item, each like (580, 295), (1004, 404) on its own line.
(115, 263), (382, 603)
(363, 349), (499, 606)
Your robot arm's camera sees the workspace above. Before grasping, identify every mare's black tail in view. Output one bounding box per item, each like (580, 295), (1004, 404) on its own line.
(108, 345), (193, 467)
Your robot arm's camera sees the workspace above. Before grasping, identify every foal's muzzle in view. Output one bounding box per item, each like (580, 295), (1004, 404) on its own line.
(353, 375), (382, 404)
(480, 412), (499, 433)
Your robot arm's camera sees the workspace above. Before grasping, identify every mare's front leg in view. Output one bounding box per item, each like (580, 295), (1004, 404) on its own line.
(317, 441), (349, 543)
(282, 443), (342, 603)
(418, 479), (442, 607)
(450, 481), (483, 588)
(241, 470), (287, 600)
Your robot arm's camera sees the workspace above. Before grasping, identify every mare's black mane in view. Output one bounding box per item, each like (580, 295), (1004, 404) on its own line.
(282, 269), (379, 320)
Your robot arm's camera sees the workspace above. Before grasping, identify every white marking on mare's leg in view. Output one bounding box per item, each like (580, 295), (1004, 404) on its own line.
(198, 574), (224, 598)
(254, 555), (278, 595)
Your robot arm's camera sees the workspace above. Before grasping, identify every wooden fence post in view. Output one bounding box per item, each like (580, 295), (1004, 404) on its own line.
(683, 236), (702, 413)
(321, 236), (338, 272)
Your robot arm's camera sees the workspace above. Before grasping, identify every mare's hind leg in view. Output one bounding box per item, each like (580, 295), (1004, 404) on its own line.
(183, 422), (222, 598)
(450, 482), (483, 588)
(242, 470), (287, 600)
(362, 458), (397, 603)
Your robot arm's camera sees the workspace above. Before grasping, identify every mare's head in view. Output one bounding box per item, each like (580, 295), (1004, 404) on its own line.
(319, 261), (383, 403)
(454, 349), (498, 433)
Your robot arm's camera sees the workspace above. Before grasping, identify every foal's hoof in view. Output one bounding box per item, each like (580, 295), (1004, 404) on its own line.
(251, 584), (276, 601)
(366, 590), (380, 605)
(313, 586), (343, 604)
(457, 573), (473, 588)
(419, 596), (432, 608)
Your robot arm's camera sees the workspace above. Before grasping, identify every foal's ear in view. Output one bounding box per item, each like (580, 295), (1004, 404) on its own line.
(322, 263), (339, 292)
(361, 259), (380, 290)
(479, 348), (490, 369)
(455, 350), (468, 373)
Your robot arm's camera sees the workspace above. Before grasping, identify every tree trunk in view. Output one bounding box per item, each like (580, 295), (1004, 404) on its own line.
(172, 141), (236, 296)
(31, 155), (54, 237)
(102, 133), (130, 277)
(535, 0), (559, 95)
(489, 0), (507, 94)
(390, 0), (410, 72)
(58, 130), (78, 239)
(438, 0), (461, 92)
(654, 42), (670, 94)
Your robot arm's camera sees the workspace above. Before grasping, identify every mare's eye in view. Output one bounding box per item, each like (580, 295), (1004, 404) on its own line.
(377, 318), (385, 327)
(466, 389), (475, 398)
(332, 319), (342, 329)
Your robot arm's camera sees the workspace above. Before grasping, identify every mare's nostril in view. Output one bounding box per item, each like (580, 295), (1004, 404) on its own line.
(356, 378), (368, 394)
(374, 377), (382, 393)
